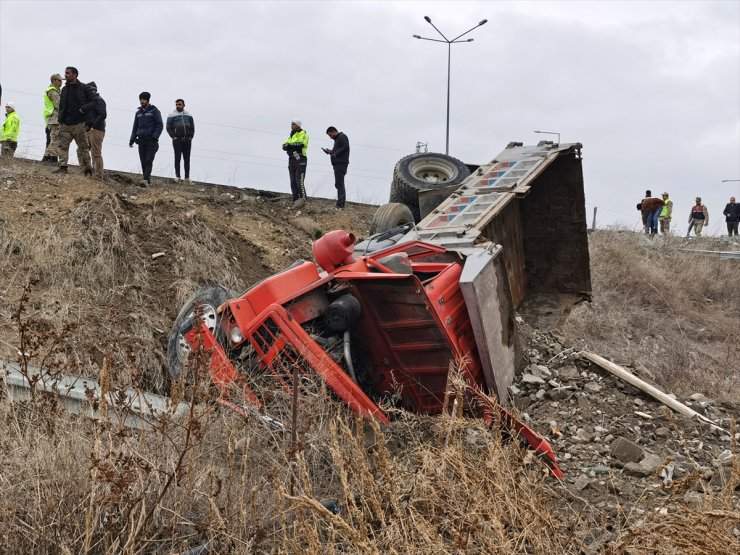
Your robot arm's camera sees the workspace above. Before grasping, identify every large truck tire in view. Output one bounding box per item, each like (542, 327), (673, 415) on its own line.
(389, 152), (471, 221)
(370, 203), (415, 235)
(167, 284), (233, 381)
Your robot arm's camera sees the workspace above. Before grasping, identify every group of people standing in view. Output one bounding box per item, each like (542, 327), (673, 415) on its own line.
(40, 68), (106, 178)
(2, 72), (351, 207)
(638, 190), (740, 237)
(128, 93), (196, 186)
(282, 119), (351, 209)
(638, 191), (673, 235)
(1, 67), (195, 187)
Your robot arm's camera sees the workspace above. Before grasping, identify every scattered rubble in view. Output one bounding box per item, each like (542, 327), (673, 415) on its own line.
(512, 323), (739, 514)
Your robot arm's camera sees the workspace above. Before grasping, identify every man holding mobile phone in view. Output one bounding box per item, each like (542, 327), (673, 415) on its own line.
(324, 126), (350, 209)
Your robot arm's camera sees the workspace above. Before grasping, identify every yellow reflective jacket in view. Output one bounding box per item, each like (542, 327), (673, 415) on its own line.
(660, 198), (672, 219)
(284, 129), (308, 159)
(1, 111), (20, 142)
(43, 85), (60, 120)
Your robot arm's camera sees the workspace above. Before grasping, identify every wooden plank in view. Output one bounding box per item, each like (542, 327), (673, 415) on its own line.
(582, 352), (725, 432)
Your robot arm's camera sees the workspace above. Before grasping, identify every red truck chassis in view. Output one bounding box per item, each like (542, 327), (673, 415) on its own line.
(178, 230), (562, 477)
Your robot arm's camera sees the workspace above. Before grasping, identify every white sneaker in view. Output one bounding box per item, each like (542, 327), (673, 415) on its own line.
(292, 198), (307, 209)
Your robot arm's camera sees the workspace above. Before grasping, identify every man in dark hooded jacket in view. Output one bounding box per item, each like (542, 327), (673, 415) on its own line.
(129, 91), (163, 186)
(77, 81), (106, 179)
(54, 66), (95, 175)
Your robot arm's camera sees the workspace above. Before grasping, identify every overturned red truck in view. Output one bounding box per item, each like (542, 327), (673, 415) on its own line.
(168, 142), (592, 477)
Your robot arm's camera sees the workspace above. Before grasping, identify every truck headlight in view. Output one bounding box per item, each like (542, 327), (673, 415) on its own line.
(230, 328), (244, 344)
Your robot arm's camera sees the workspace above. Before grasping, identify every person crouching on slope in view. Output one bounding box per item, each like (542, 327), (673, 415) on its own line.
(641, 193), (664, 235)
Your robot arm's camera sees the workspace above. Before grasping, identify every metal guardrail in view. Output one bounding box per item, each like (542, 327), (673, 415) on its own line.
(1, 360), (191, 429)
(680, 249), (740, 260)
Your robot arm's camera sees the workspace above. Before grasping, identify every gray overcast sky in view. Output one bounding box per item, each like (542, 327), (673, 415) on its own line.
(1, 0), (739, 233)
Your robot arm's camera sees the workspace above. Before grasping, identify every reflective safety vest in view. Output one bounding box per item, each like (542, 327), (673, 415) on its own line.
(284, 129), (309, 158)
(660, 198), (672, 218)
(1, 111), (20, 142)
(43, 85), (58, 119)
(691, 205), (706, 220)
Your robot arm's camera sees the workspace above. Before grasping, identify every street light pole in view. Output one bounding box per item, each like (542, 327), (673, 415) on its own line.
(414, 16), (487, 155)
(446, 40), (451, 156)
(534, 130), (561, 144)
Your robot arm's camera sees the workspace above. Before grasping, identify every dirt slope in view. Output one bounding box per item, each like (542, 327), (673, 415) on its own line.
(0, 157), (738, 553)
(0, 158), (377, 390)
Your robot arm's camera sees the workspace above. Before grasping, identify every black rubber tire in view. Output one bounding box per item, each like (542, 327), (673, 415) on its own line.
(370, 203), (415, 235)
(389, 152), (470, 221)
(167, 284), (233, 381)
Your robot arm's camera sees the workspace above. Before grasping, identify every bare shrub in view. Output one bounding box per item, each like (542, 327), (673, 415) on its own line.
(563, 231), (740, 402)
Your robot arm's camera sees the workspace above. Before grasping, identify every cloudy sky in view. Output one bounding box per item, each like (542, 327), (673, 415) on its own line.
(1, 0), (738, 233)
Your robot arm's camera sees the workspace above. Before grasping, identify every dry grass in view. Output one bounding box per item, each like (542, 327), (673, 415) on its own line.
(0, 369), (577, 554)
(563, 230), (740, 402)
(2, 343), (738, 553)
(0, 172), (737, 554)
(0, 193), (249, 392)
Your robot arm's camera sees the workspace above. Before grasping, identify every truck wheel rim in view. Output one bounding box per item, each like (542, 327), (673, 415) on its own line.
(176, 304), (218, 362)
(408, 158), (457, 183)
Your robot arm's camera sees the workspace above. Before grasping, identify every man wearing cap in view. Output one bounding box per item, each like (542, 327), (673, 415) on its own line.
(282, 119), (309, 209)
(77, 82), (106, 179)
(722, 196), (739, 237)
(55, 66), (95, 175)
(42, 74), (62, 164)
(658, 192), (673, 235)
(323, 126), (350, 209)
(687, 197), (709, 237)
(1, 102), (20, 157)
(166, 98), (195, 181)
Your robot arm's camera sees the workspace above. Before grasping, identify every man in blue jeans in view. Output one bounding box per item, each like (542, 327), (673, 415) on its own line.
(166, 98), (195, 181)
(129, 91), (163, 187)
(641, 193), (664, 235)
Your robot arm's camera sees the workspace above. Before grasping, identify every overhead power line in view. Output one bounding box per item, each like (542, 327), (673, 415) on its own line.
(3, 87), (410, 153)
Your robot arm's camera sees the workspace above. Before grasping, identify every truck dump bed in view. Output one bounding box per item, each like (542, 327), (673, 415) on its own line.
(414, 141), (591, 324)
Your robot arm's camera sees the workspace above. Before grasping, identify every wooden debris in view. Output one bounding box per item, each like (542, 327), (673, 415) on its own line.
(582, 352), (725, 432)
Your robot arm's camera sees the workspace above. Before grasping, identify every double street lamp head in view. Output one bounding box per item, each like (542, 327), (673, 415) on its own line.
(423, 15), (487, 26)
(413, 16), (488, 154)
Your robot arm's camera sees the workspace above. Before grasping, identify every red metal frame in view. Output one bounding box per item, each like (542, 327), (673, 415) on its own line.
(182, 235), (562, 477)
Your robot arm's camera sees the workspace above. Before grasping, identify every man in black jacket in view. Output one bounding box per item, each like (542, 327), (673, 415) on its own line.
(77, 81), (106, 179)
(54, 66), (95, 175)
(323, 126), (350, 209)
(129, 92), (163, 187)
(723, 196), (740, 236)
